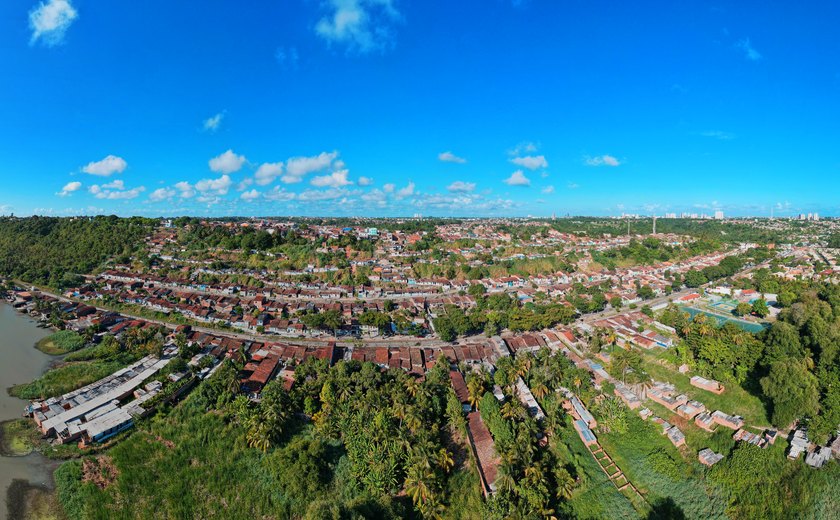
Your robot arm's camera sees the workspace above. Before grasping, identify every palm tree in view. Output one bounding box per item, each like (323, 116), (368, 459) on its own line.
(404, 465), (435, 506)
(246, 419), (271, 452)
(554, 467), (575, 500)
(435, 448), (454, 473)
(532, 381), (549, 399)
(466, 377), (484, 410)
(515, 355), (532, 377)
(501, 401), (518, 420)
(405, 377), (419, 398)
(495, 466), (517, 494)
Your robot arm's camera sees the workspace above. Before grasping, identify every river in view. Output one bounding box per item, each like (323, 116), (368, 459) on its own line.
(0, 303), (55, 520)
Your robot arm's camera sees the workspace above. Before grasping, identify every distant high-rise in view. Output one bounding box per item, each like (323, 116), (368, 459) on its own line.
(714, 210), (724, 220)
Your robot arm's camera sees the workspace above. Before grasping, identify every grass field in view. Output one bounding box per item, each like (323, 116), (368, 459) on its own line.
(551, 419), (640, 519)
(9, 360), (123, 400)
(599, 415), (728, 519)
(640, 350), (770, 427)
(35, 330), (86, 355)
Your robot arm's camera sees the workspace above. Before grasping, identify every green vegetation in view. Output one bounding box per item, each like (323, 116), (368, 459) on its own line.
(0, 216), (156, 288)
(434, 293), (577, 341)
(710, 443), (840, 519)
(592, 237), (720, 270)
(598, 415), (728, 519)
(0, 419), (40, 456)
(54, 358), (486, 519)
(9, 360), (124, 400)
(36, 330), (86, 355)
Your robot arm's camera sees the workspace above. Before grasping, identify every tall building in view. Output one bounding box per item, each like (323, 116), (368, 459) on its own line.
(714, 210), (724, 220)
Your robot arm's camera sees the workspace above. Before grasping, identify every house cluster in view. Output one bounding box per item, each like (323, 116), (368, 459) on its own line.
(591, 311), (676, 350)
(787, 429), (840, 469)
(27, 354), (176, 445)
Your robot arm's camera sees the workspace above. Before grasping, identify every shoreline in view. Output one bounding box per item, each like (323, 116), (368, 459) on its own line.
(0, 302), (65, 520)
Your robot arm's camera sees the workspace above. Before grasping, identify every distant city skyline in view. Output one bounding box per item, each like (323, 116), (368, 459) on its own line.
(1, 1), (839, 217)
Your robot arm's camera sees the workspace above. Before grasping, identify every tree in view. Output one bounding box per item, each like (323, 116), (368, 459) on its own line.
(763, 321), (805, 366)
(609, 296), (623, 310)
(434, 317), (456, 342)
(734, 302), (752, 317)
(683, 270), (707, 288)
(637, 285), (655, 300)
(760, 359), (820, 428)
(751, 298), (769, 318)
(468, 283), (486, 298)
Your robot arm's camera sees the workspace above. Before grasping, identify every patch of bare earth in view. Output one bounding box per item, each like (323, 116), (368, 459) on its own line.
(81, 456), (119, 490)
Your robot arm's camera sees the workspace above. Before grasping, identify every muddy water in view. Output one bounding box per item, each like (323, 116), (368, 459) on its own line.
(0, 303), (54, 520)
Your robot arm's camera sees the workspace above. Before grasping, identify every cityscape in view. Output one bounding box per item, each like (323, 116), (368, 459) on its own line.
(1, 2), (839, 520)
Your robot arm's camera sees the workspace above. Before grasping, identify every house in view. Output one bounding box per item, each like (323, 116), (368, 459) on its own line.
(666, 425), (686, 447)
(711, 410), (744, 430)
(570, 395), (596, 428)
(694, 412), (716, 432)
(614, 383), (642, 409)
(449, 371), (471, 412)
(466, 412), (500, 497)
(690, 375), (725, 394)
(676, 400), (706, 420)
(788, 430), (810, 459)
(698, 448), (724, 466)
(804, 446), (833, 468)
(733, 429), (766, 447)
(573, 419), (598, 446)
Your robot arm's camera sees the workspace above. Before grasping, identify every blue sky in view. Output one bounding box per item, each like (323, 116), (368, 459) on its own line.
(1, 0), (839, 217)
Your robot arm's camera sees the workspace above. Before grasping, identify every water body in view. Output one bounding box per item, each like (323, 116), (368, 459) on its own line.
(0, 303), (55, 520)
(681, 306), (768, 333)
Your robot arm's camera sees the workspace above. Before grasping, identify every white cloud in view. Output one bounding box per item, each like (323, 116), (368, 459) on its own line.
(195, 174), (233, 195)
(298, 188), (355, 202)
(174, 181), (195, 198)
(265, 187), (296, 202)
(510, 155), (548, 170)
(29, 0), (77, 47)
(541, 185), (555, 194)
(149, 188), (176, 202)
(358, 176), (373, 186)
(315, 0), (400, 54)
(585, 154), (621, 167)
(254, 162), (283, 186)
(503, 170), (530, 186)
(361, 189), (388, 206)
(736, 38), (762, 61)
(209, 149), (246, 174)
(447, 181), (476, 193)
(240, 189), (261, 202)
(396, 181), (415, 199)
(57, 181), (81, 197)
(82, 155), (127, 176)
(89, 184), (145, 200)
(508, 142), (538, 156)
(567, 182), (579, 189)
(203, 113), (224, 132)
(102, 179), (124, 190)
(283, 151), (338, 183)
(311, 169), (353, 188)
(383, 183), (395, 193)
(236, 178), (253, 191)
(439, 151), (467, 164)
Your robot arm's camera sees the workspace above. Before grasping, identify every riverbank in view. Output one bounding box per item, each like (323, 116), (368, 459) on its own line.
(0, 419), (40, 457)
(0, 303), (63, 520)
(6, 479), (63, 520)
